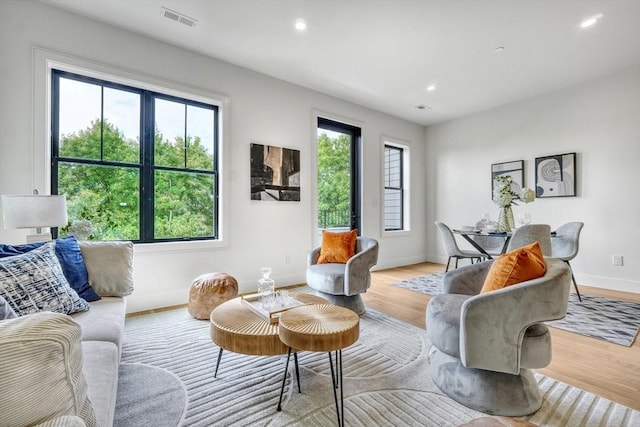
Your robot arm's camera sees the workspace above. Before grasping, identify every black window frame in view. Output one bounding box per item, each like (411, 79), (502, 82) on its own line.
(384, 144), (404, 231)
(51, 69), (219, 243)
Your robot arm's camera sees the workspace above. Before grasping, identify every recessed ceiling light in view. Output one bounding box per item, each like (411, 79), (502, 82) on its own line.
(493, 46), (505, 54)
(295, 18), (307, 31)
(426, 84), (437, 92)
(580, 13), (603, 28)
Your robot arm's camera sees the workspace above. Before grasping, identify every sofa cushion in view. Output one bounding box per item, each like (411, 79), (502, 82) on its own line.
(79, 241), (134, 297)
(82, 341), (119, 427)
(480, 242), (546, 293)
(0, 295), (17, 319)
(317, 229), (357, 264)
(0, 242), (90, 316)
(0, 312), (98, 427)
(0, 236), (101, 302)
(71, 297), (126, 353)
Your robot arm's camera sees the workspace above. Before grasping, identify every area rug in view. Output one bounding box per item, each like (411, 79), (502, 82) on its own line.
(114, 363), (187, 427)
(391, 273), (640, 347)
(116, 307), (639, 426)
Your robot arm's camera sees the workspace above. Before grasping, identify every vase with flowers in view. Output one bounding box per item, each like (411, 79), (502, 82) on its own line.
(492, 176), (535, 232)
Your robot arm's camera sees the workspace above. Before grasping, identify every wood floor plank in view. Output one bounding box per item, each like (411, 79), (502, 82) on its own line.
(364, 262), (640, 411)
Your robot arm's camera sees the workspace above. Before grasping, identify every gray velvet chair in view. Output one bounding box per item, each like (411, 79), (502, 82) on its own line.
(435, 221), (483, 271)
(551, 222), (584, 302)
(506, 224), (552, 256)
(426, 258), (571, 416)
(306, 236), (379, 316)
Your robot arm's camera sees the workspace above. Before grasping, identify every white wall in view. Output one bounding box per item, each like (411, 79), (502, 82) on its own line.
(0, 1), (428, 313)
(426, 66), (640, 294)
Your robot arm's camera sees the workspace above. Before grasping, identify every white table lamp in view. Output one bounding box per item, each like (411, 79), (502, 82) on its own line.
(1, 194), (68, 243)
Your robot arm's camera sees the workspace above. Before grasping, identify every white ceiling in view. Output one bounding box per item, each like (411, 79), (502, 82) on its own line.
(42, 0), (640, 126)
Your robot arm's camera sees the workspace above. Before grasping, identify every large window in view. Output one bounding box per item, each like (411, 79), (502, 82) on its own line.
(51, 70), (218, 242)
(384, 144), (406, 231)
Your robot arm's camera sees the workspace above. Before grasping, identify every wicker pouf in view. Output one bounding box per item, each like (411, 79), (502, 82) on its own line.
(188, 273), (239, 320)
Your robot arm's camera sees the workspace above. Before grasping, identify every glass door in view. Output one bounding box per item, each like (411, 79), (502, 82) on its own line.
(316, 117), (361, 235)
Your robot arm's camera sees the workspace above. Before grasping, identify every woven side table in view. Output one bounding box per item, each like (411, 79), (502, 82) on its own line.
(277, 304), (359, 427)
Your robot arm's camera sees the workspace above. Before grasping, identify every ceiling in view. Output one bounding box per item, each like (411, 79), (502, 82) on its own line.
(42, 0), (640, 126)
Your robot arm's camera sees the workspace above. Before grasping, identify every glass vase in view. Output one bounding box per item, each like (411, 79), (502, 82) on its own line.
(497, 206), (515, 232)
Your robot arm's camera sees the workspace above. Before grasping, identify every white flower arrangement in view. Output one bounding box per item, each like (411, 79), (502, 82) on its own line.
(493, 175), (535, 207)
(68, 219), (95, 241)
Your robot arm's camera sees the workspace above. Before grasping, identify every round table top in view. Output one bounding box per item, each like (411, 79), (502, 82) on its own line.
(278, 304), (360, 353)
(209, 293), (326, 356)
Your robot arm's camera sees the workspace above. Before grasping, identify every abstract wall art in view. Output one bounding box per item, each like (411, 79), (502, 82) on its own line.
(250, 143), (301, 201)
(535, 152), (576, 198)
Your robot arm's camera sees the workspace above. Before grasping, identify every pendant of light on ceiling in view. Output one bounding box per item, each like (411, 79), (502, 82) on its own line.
(581, 13), (603, 28)
(295, 18), (307, 31)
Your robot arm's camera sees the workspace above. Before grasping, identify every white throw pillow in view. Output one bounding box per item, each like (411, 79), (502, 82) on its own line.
(78, 241), (134, 297)
(0, 312), (98, 427)
(0, 242), (90, 316)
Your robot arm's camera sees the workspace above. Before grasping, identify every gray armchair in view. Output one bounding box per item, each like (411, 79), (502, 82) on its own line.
(426, 258), (571, 416)
(306, 236), (379, 315)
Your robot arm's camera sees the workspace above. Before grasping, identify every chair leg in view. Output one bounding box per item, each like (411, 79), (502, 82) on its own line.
(455, 257), (459, 269)
(445, 256), (452, 272)
(566, 261), (582, 302)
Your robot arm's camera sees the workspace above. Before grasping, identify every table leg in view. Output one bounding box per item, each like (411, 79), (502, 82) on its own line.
(214, 347), (223, 378)
(459, 233), (492, 259)
(277, 347), (293, 411)
(293, 351), (301, 393)
(339, 350), (345, 427)
(500, 236), (511, 254)
(328, 351), (341, 426)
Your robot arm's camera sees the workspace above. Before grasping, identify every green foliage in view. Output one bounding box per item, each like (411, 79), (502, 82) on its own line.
(317, 132), (351, 227)
(58, 119), (215, 241)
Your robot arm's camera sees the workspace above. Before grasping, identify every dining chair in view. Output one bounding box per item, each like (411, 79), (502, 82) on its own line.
(551, 222), (584, 302)
(434, 221), (483, 272)
(506, 224), (552, 256)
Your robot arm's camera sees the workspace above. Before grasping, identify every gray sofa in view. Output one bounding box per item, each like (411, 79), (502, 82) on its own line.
(0, 240), (134, 427)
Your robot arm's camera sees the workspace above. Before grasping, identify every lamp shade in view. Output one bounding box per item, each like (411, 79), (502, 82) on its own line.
(1, 195), (68, 229)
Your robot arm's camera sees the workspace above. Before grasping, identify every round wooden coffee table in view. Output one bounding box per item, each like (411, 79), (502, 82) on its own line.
(276, 304), (359, 427)
(209, 293), (326, 377)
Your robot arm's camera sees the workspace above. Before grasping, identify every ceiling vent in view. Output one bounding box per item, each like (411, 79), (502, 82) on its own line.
(415, 104), (432, 110)
(161, 7), (197, 27)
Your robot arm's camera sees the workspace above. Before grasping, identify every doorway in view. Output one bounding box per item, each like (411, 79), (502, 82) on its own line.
(316, 117), (361, 235)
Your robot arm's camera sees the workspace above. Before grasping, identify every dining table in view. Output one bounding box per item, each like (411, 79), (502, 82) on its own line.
(453, 228), (557, 259)
(452, 229), (512, 259)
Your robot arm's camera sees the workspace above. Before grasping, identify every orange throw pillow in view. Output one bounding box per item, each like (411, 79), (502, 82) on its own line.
(317, 229), (358, 264)
(480, 242), (547, 293)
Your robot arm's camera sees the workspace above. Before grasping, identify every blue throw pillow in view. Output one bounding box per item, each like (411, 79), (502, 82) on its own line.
(0, 236), (101, 302)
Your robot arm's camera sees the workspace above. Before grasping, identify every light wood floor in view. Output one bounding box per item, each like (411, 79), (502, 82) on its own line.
(363, 262), (640, 411)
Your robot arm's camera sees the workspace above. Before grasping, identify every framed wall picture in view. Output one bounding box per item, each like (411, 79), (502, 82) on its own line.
(250, 143), (301, 201)
(491, 160), (524, 196)
(535, 152), (576, 198)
